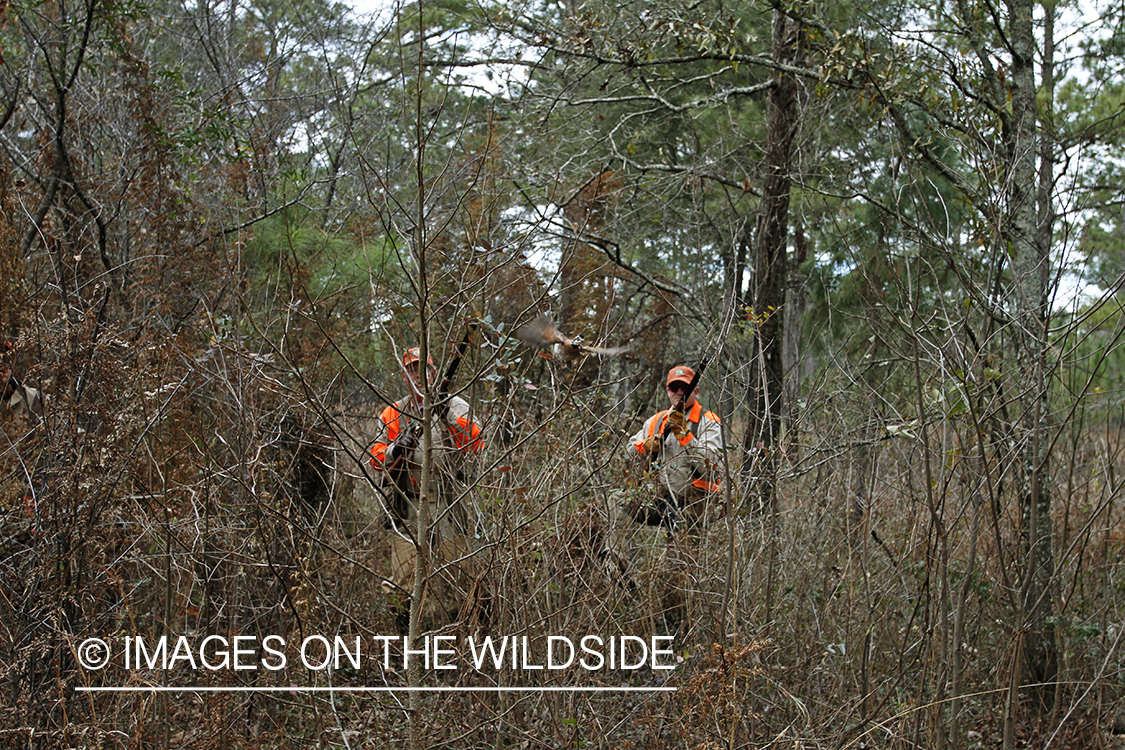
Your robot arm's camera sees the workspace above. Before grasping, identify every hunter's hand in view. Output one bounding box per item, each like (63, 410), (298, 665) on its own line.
(666, 409), (688, 436)
(387, 431), (418, 463)
(642, 436), (662, 455)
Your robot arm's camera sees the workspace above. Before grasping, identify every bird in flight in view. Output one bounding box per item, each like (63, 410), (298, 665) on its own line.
(514, 314), (631, 360)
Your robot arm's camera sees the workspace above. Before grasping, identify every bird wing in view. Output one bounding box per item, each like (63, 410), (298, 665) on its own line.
(515, 314), (574, 349)
(576, 343), (632, 357)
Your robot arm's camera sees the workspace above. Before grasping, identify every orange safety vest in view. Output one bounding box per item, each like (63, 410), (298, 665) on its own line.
(370, 403), (483, 468)
(640, 402), (721, 493)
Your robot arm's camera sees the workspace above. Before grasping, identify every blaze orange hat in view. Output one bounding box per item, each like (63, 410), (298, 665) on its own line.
(402, 347), (434, 367)
(666, 365), (695, 387)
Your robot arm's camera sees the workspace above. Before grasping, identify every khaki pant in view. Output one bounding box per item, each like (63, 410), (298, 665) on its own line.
(384, 532), (478, 621)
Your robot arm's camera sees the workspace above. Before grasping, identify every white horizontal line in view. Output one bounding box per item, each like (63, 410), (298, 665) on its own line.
(76, 686), (676, 693)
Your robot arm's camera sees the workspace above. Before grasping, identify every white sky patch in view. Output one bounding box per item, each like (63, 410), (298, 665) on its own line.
(346, 0), (536, 99)
(501, 203), (568, 275)
(1055, 243), (1105, 313)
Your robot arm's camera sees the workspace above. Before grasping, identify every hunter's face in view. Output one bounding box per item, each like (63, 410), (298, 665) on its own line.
(666, 382), (698, 409)
(403, 361), (433, 399)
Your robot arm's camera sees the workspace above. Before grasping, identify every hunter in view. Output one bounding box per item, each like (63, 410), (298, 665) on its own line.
(368, 345), (483, 626)
(626, 364), (722, 531)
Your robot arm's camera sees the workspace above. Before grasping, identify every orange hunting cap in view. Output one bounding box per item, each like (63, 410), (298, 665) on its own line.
(402, 347), (434, 367)
(666, 365), (695, 387)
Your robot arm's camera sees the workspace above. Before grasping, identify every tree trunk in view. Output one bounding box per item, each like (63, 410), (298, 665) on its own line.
(743, 9), (801, 516)
(1008, 0), (1057, 712)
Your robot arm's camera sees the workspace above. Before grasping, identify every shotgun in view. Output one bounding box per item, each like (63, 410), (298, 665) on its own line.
(435, 323), (477, 421)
